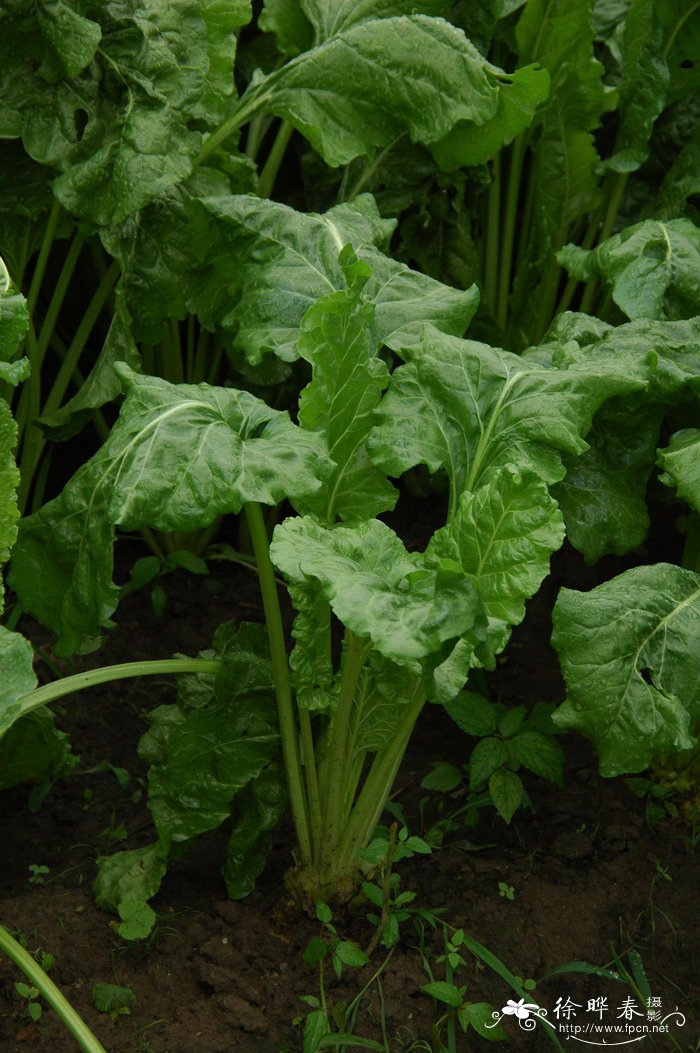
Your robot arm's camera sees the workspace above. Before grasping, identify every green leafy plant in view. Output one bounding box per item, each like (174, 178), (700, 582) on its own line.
(91, 983), (136, 1022)
(1, 0), (698, 965)
(498, 882), (515, 901)
(15, 980), (42, 1023)
(422, 696), (564, 824)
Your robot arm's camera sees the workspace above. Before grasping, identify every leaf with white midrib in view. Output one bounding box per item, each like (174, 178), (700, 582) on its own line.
(10, 367), (331, 656)
(552, 564), (700, 776)
(369, 325), (648, 513)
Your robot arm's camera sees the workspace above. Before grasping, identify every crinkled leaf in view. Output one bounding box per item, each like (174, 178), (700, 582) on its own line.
(656, 0), (700, 103)
(431, 64), (550, 169)
(142, 691), (278, 846)
(193, 193), (477, 363)
(271, 516), (485, 666)
(428, 465), (565, 631)
(0, 627), (37, 739)
(11, 368), (330, 655)
(0, 264), (25, 612)
(0, 708), (78, 790)
(0, 405), (20, 615)
(99, 166), (244, 347)
(195, 0), (252, 123)
(2, 0), (248, 225)
(558, 219), (700, 321)
(94, 844), (168, 914)
(658, 429), (700, 514)
(552, 564), (700, 776)
(213, 621), (275, 700)
(426, 467), (564, 699)
(37, 0), (101, 78)
(555, 396), (663, 561)
(254, 16), (499, 167)
(288, 581), (335, 712)
(0, 144), (56, 283)
(222, 763), (286, 899)
(295, 253), (397, 521)
(352, 652), (421, 752)
(539, 315), (700, 561)
(369, 325), (649, 512)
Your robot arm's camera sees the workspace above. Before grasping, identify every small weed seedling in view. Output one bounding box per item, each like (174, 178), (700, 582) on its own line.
(420, 925), (507, 1048)
(27, 864), (49, 885)
(15, 981), (43, 1023)
(91, 983), (136, 1022)
(299, 902), (372, 1051)
(498, 882), (515, 901)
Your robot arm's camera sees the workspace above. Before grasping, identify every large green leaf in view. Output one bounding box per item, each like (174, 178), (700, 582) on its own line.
(552, 564), (700, 776)
(260, 1), (314, 56)
(351, 651), (421, 752)
(558, 219), (700, 321)
(0, 143), (56, 285)
(1, 0), (250, 225)
(426, 467), (565, 701)
(554, 396), (663, 561)
(100, 167), (244, 346)
(539, 314), (700, 561)
(428, 466), (565, 628)
(271, 516), (485, 667)
(606, 0), (669, 172)
(193, 193), (477, 363)
(658, 429), (700, 514)
(0, 403), (20, 612)
(295, 252), (397, 521)
(653, 127), (700, 220)
(94, 844), (169, 915)
(143, 692), (279, 845)
(222, 763), (286, 899)
(431, 64), (550, 169)
(96, 621), (279, 921)
(10, 368), (331, 655)
(40, 163), (255, 439)
(0, 708), (78, 790)
(0, 626), (37, 738)
(369, 325), (649, 513)
(254, 15), (499, 167)
(299, 0), (451, 40)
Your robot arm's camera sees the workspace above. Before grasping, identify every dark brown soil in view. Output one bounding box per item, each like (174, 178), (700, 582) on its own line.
(1, 528), (698, 1053)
